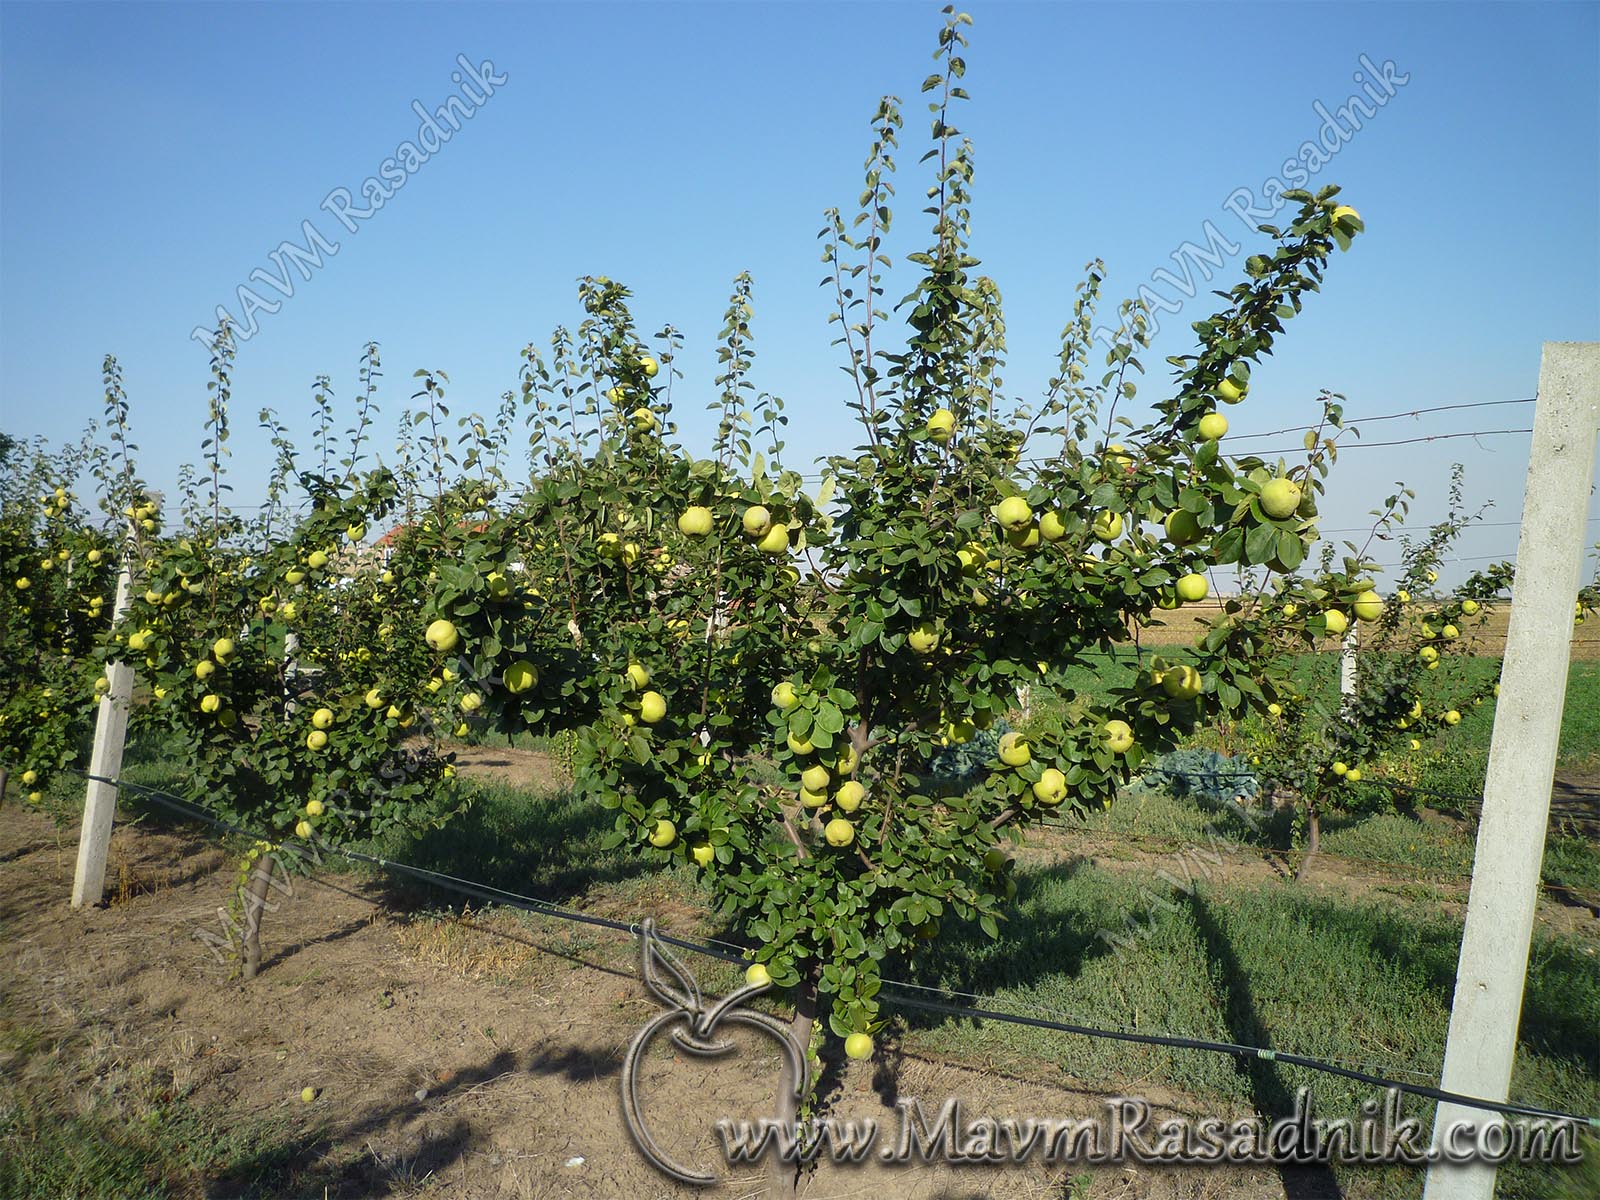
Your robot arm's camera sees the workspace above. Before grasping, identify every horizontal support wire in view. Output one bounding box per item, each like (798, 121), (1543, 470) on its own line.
(64, 768), (1597, 1129)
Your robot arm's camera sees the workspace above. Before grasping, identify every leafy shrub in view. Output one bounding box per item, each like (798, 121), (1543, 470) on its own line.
(1144, 746), (1258, 803)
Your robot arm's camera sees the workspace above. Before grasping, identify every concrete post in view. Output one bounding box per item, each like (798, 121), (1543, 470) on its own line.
(1422, 344), (1600, 1199)
(284, 630), (301, 706)
(73, 547), (135, 907)
(1339, 625), (1358, 701)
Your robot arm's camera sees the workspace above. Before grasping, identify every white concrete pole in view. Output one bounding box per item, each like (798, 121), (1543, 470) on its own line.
(1423, 344), (1600, 1199)
(1339, 625), (1358, 701)
(73, 544), (136, 907)
(284, 630), (301, 700)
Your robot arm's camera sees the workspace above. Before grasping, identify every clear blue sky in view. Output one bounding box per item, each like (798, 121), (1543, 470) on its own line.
(3, 1), (1596, 583)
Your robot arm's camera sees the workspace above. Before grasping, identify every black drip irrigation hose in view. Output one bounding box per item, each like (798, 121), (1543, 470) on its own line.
(80, 772), (742, 967)
(69, 770), (1600, 1131)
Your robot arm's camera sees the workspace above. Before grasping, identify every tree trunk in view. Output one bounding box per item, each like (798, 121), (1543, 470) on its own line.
(0, 767), (9, 808)
(771, 975), (820, 1197)
(1294, 803), (1321, 883)
(240, 851), (276, 979)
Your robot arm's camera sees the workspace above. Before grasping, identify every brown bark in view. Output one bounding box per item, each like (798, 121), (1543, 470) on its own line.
(240, 851), (275, 979)
(1294, 803), (1321, 883)
(771, 973), (820, 1197)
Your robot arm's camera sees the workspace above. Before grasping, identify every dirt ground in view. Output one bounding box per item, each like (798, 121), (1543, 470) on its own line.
(0, 802), (1377, 1200)
(446, 741), (568, 792)
(5, 739), (1595, 1199)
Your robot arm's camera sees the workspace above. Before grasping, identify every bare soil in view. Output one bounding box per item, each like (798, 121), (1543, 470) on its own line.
(5, 743), (1593, 1198)
(446, 742), (566, 792)
(3, 805), (1324, 1200)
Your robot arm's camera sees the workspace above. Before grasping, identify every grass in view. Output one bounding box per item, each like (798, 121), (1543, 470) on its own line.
(372, 775), (652, 907)
(11, 654), (1598, 1197)
(1544, 834), (1600, 895)
(1556, 661), (1600, 767)
(1025, 648), (1600, 895)
(366, 772), (1597, 1200)
(900, 866), (1600, 1200)
(1028, 652), (1600, 784)
(1402, 661), (1600, 805)
(1057, 782), (1600, 902)
(351, 754), (1600, 1200)
(0, 1019), (323, 1200)
(1318, 811), (1474, 875)
(1065, 784), (1273, 845)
